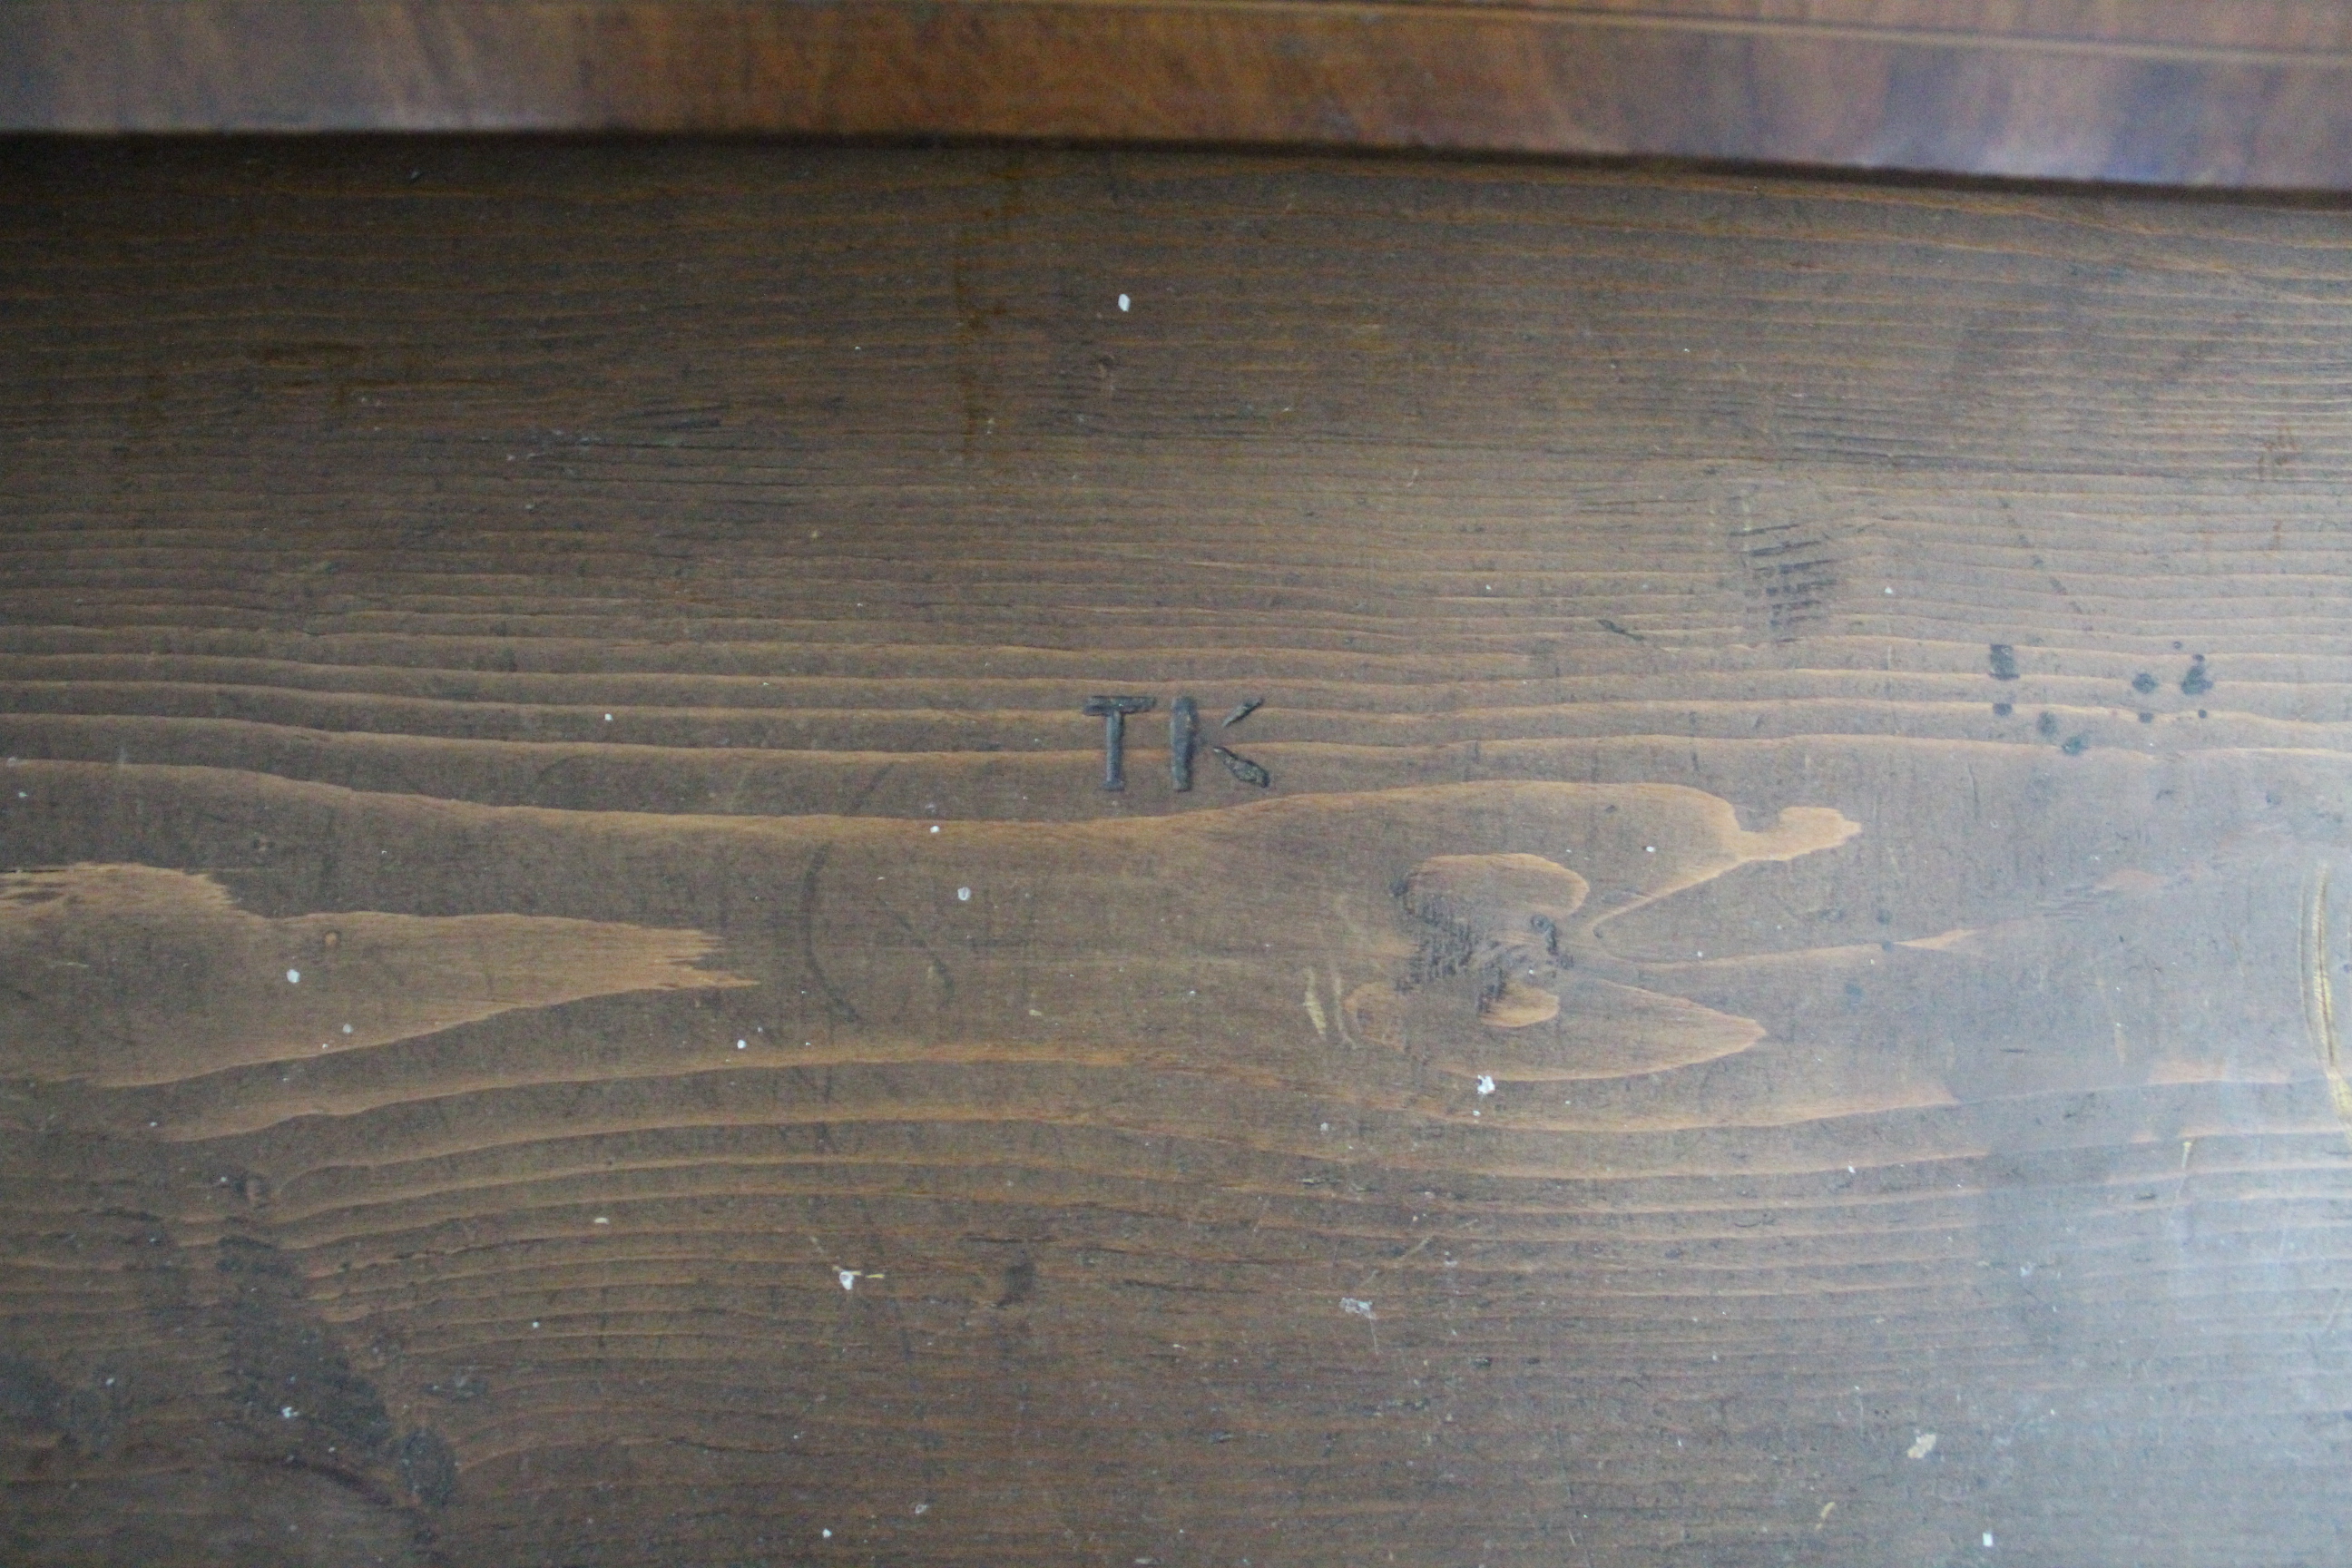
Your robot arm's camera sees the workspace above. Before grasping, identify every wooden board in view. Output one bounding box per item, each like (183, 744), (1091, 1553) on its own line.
(5, 137), (2352, 1564)
(8, 1), (2352, 188)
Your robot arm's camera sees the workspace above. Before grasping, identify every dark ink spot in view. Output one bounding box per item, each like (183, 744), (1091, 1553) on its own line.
(2198, 710), (2208, 719)
(396, 1426), (459, 1507)
(2131, 671), (2158, 695)
(1527, 913), (1563, 961)
(0, 1356), (123, 1456)
(1220, 697), (1263, 728)
(1988, 644), (2019, 681)
(2181, 656), (2212, 697)
(997, 1259), (1037, 1308)
(2062, 734), (2089, 756)
(1212, 746), (1270, 788)
(2036, 711), (2058, 739)
(1992, 701), (2013, 717)
(1599, 618), (1643, 641)
(2139, 710), (2154, 724)
(219, 1236), (394, 1457)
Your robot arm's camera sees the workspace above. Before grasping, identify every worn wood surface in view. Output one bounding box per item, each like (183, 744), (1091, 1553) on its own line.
(6, 138), (2352, 1564)
(9, 2), (2352, 188)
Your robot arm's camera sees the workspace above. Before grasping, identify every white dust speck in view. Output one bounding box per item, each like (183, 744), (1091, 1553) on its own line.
(530, 1320), (540, 1328)
(1117, 293), (1131, 312)
(603, 713), (612, 721)
(913, 1503), (929, 1515)
(837, 1268), (861, 1291)
(822, 1528), (833, 1539)
(593, 1216), (610, 1225)
(280, 1406), (298, 1418)
(1983, 1533), (1994, 1549)
(1475, 1074), (1496, 1097)
(1644, 845), (1655, 853)
(957, 887), (971, 901)
(930, 824), (940, 833)
(736, 1038), (748, 1050)
(285, 969), (300, 984)
(1907, 1432), (1938, 1459)
(1340, 1298), (1376, 1319)
(341, 1024), (353, 1034)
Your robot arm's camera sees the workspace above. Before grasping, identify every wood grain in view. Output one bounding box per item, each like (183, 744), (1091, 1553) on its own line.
(6, 138), (2352, 1563)
(9, 2), (2352, 186)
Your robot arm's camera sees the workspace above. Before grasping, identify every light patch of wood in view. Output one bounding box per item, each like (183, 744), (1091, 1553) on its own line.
(0, 864), (750, 1087)
(1479, 976), (1563, 1029)
(1346, 976), (1764, 1083)
(1585, 799), (1863, 945)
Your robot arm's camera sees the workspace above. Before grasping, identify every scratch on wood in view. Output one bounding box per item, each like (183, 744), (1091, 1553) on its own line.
(2304, 867), (2352, 1140)
(799, 844), (862, 1024)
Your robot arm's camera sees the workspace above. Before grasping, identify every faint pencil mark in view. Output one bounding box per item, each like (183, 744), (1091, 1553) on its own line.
(1220, 697), (1263, 728)
(1212, 746), (1270, 788)
(798, 845), (861, 1024)
(1083, 695), (1154, 791)
(1170, 696), (1199, 791)
(844, 761), (896, 816)
(872, 890), (957, 1009)
(1598, 618), (1643, 641)
(1329, 968), (1362, 1049)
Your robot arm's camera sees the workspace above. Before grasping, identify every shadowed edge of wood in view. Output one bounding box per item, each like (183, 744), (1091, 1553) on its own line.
(7, 1), (2352, 188)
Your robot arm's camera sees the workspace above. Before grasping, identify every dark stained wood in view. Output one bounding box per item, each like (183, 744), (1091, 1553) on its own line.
(9, 2), (2352, 187)
(7, 137), (2352, 1564)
